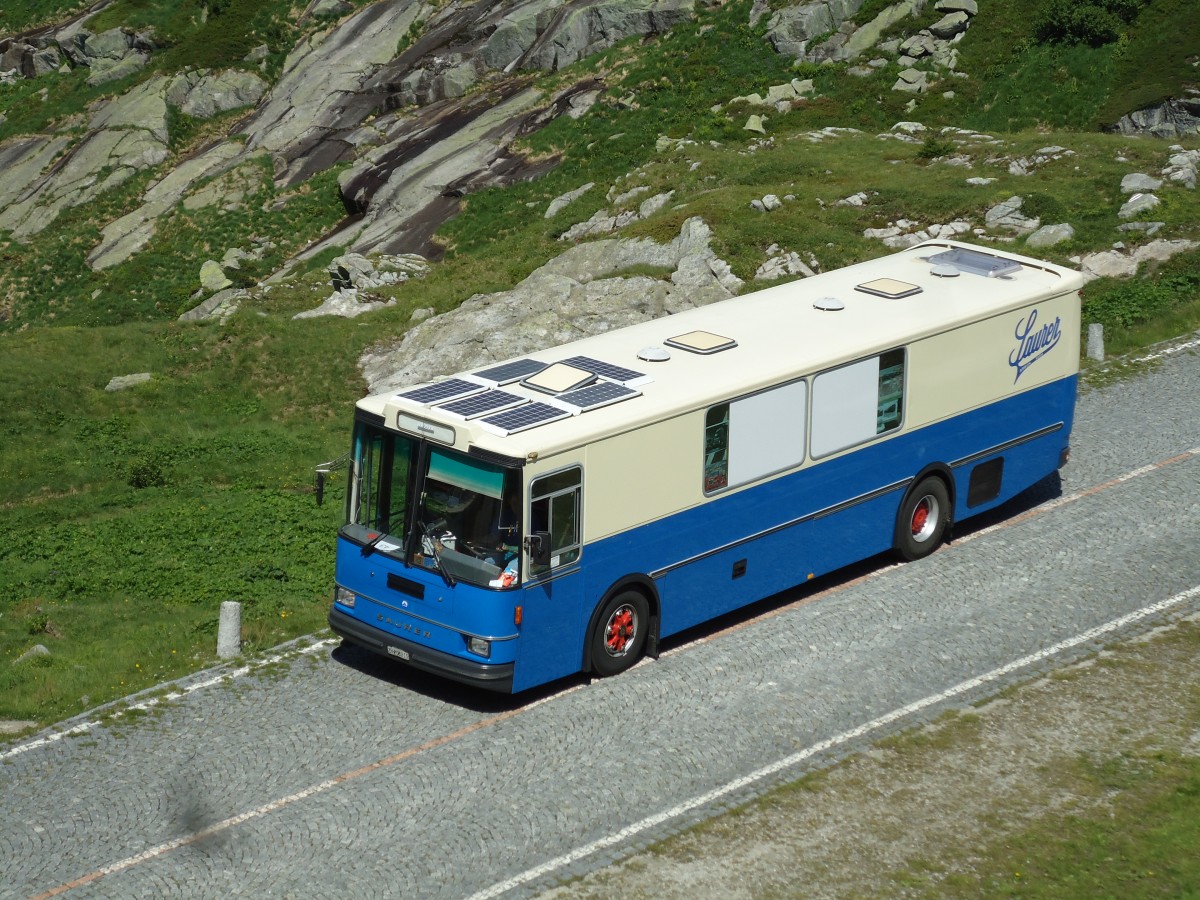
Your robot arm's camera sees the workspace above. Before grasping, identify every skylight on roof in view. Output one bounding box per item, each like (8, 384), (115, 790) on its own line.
(664, 331), (737, 355)
(927, 248), (1022, 278)
(521, 362), (596, 394)
(855, 278), (923, 299)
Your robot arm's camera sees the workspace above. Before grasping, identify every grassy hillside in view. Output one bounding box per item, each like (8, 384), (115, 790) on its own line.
(1, 0), (1198, 726)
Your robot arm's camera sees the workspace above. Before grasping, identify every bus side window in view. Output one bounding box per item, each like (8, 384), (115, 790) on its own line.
(704, 404), (730, 492)
(811, 349), (905, 458)
(876, 348), (905, 434)
(529, 467), (582, 571)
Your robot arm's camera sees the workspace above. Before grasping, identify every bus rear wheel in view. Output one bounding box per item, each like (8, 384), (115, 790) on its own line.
(589, 591), (649, 677)
(895, 476), (950, 561)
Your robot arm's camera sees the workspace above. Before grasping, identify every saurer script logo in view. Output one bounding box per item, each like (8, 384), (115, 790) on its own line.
(1009, 309), (1062, 382)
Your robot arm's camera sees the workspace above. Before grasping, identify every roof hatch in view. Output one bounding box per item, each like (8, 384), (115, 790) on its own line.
(927, 247), (1021, 278)
(664, 330), (737, 354)
(855, 277), (922, 299)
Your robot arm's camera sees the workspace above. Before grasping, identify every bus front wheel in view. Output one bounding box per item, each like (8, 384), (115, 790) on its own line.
(589, 591), (649, 677)
(895, 477), (950, 561)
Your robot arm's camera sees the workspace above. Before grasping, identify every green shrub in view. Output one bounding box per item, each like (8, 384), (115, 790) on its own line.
(1035, 0), (1149, 47)
(1083, 272), (1200, 330)
(917, 134), (958, 160)
(126, 457), (168, 489)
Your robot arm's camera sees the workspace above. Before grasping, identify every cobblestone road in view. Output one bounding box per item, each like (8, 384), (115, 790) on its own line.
(2, 342), (1199, 899)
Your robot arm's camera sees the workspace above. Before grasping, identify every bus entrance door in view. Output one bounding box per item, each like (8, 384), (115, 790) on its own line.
(513, 571), (585, 691)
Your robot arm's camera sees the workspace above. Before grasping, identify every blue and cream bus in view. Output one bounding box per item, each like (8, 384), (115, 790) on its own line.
(325, 241), (1083, 693)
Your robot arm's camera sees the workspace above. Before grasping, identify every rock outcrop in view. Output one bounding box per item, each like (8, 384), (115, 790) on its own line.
(1113, 95), (1200, 139)
(0, 0), (701, 271)
(359, 217), (741, 394)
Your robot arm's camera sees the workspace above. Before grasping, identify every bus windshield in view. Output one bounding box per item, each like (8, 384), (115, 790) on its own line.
(343, 421), (520, 588)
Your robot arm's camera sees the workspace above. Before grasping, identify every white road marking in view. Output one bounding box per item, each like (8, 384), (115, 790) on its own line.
(469, 581), (1200, 899)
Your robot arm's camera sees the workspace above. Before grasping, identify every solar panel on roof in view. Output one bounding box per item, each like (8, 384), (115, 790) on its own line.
(558, 382), (640, 412)
(481, 402), (571, 435)
(473, 358), (547, 385)
(436, 389), (526, 420)
(560, 355), (648, 386)
(396, 378), (484, 406)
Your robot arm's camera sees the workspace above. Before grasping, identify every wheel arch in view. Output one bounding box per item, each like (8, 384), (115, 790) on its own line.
(902, 463), (956, 518)
(894, 463), (956, 555)
(581, 575), (660, 674)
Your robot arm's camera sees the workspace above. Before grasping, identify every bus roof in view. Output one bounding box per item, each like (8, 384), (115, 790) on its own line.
(359, 240), (1083, 463)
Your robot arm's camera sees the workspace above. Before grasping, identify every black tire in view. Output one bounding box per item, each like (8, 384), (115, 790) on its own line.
(589, 590), (649, 677)
(895, 476), (950, 561)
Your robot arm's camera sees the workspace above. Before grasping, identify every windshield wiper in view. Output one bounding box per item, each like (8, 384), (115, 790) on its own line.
(418, 520), (456, 587)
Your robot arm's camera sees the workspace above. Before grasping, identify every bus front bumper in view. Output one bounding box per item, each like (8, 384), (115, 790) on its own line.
(328, 606), (515, 693)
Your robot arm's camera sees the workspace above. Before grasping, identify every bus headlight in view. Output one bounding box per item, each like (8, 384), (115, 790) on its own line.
(334, 586), (356, 609)
(467, 636), (491, 658)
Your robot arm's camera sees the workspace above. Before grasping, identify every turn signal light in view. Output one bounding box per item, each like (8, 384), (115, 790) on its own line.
(514, 605), (523, 626)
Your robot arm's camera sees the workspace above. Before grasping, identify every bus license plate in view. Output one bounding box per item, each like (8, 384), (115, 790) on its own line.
(387, 645), (410, 661)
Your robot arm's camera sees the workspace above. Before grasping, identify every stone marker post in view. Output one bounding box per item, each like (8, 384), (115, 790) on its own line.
(1087, 323), (1104, 362)
(217, 601), (242, 659)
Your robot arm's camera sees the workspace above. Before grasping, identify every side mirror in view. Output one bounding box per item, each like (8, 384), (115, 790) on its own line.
(313, 453), (348, 507)
(525, 531), (552, 567)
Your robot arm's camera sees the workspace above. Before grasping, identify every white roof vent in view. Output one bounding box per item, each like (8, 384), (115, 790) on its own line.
(931, 264), (960, 277)
(638, 346), (671, 362)
(813, 296), (845, 311)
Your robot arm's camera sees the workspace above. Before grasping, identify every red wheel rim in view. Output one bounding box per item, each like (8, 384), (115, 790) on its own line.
(911, 500), (930, 536)
(604, 605), (637, 656)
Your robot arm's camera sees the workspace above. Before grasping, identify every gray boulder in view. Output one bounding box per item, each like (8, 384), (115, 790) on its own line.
(765, 0), (867, 58)
(179, 287), (246, 322)
(1163, 147), (1200, 189)
(166, 69), (269, 119)
(985, 196), (1040, 234)
(1079, 239), (1199, 283)
(1118, 193), (1160, 219)
(294, 289), (395, 319)
(105, 373), (153, 392)
(893, 68), (929, 93)
(1120, 173), (1163, 193)
(545, 183), (596, 219)
(82, 28), (135, 61)
(15, 644), (50, 664)
(0, 41), (65, 78)
(200, 260), (234, 292)
(900, 33), (938, 58)
(928, 12), (969, 39)
(1026, 223), (1075, 249)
